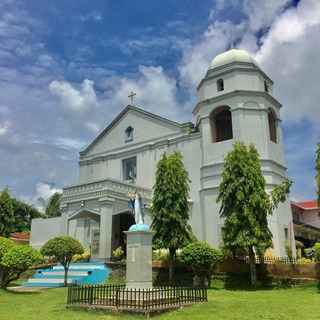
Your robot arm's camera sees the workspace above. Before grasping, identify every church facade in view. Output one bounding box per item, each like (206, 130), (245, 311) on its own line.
(30, 48), (295, 260)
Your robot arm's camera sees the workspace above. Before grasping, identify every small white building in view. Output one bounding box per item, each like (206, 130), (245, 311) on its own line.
(291, 201), (320, 247)
(30, 48), (295, 260)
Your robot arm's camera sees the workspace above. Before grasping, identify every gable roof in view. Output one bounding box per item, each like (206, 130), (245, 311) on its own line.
(293, 201), (318, 210)
(80, 104), (194, 156)
(10, 233), (30, 240)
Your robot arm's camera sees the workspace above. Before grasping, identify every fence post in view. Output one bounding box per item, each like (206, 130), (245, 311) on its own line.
(89, 286), (93, 305)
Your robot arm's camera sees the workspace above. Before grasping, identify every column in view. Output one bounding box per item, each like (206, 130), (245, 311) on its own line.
(99, 197), (114, 261)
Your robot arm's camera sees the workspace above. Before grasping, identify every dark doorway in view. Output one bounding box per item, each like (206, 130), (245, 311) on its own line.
(119, 213), (135, 256)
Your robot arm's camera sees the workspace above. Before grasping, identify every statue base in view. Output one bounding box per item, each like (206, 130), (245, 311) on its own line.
(124, 229), (153, 289)
(129, 223), (149, 231)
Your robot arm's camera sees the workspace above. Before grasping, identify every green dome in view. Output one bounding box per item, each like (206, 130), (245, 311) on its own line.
(209, 49), (260, 70)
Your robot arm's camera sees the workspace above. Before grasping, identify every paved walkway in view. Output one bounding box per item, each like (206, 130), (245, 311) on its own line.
(6, 286), (52, 292)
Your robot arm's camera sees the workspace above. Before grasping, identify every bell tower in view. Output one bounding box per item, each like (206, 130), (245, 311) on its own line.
(193, 48), (294, 256)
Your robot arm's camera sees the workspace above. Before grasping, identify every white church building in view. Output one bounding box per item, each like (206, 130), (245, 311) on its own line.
(30, 48), (295, 260)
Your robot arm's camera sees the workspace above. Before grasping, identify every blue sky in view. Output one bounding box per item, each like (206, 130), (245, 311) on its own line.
(0, 0), (319, 206)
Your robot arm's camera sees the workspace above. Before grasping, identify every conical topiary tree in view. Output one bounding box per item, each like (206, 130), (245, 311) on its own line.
(151, 150), (192, 283)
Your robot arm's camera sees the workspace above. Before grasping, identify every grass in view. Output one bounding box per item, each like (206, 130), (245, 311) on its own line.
(1, 278), (320, 320)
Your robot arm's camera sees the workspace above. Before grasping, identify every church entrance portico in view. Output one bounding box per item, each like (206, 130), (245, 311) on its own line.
(61, 179), (152, 262)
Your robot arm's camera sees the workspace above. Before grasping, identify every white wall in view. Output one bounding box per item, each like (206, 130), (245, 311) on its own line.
(30, 217), (62, 250)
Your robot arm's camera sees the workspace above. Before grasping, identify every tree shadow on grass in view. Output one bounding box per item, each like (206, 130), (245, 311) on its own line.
(212, 273), (308, 291)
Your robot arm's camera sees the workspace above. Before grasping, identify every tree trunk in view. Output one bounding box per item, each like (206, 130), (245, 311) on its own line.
(64, 265), (68, 287)
(169, 247), (175, 284)
(248, 246), (257, 289)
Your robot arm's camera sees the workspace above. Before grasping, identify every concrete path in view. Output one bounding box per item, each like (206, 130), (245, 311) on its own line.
(6, 286), (52, 292)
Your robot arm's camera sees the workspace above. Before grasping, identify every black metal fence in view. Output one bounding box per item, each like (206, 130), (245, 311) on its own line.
(228, 256), (299, 264)
(67, 284), (207, 311)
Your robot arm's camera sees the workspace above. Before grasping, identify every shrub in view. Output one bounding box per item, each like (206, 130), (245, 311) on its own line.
(152, 249), (168, 261)
(284, 240), (293, 263)
(0, 237), (42, 289)
(72, 250), (90, 262)
(313, 243), (320, 263)
(113, 246), (124, 261)
(272, 258), (285, 264)
(180, 242), (223, 287)
(304, 247), (315, 259)
(295, 240), (304, 249)
(297, 257), (313, 264)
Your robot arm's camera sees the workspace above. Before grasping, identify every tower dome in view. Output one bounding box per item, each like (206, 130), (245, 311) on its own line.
(209, 48), (260, 70)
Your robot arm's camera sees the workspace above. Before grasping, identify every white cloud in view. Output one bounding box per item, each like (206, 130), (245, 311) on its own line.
(49, 78), (99, 116)
(102, 65), (184, 121)
(178, 20), (229, 92)
(243, 0), (291, 32)
(253, 0), (320, 125)
(0, 119), (21, 152)
(20, 182), (63, 212)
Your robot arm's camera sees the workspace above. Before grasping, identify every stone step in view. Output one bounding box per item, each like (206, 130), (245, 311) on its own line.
(36, 271), (89, 276)
(28, 278), (77, 283)
(22, 262), (110, 288)
(53, 262), (106, 270)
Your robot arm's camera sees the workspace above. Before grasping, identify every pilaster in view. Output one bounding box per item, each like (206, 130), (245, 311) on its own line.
(99, 197), (114, 261)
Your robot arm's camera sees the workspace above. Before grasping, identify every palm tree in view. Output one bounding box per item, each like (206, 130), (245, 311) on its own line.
(38, 192), (62, 217)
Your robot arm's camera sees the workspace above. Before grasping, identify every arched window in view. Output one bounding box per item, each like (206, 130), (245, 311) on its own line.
(210, 107), (233, 143)
(125, 126), (134, 142)
(217, 79), (224, 92)
(268, 109), (277, 143)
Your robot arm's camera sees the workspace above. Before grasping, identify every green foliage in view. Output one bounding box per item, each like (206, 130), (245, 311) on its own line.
(295, 240), (304, 259)
(152, 249), (168, 261)
(72, 251), (90, 262)
(316, 138), (320, 214)
(151, 150), (192, 282)
(151, 150), (191, 249)
(180, 242), (223, 286)
(216, 141), (292, 288)
(304, 247), (314, 260)
(0, 188), (44, 235)
(272, 258), (285, 264)
(284, 240), (293, 263)
(38, 192), (62, 218)
(0, 237), (42, 288)
(297, 257), (313, 264)
(11, 198), (44, 232)
(313, 242), (320, 263)
(112, 246), (124, 261)
(0, 237), (15, 260)
(0, 188), (15, 237)
(188, 127), (199, 134)
(295, 240), (304, 249)
(40, 236), (84, 286)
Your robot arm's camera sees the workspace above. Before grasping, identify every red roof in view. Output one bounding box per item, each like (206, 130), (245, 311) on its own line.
(295, 201), (318, 210)
(10, 233), (30, 240)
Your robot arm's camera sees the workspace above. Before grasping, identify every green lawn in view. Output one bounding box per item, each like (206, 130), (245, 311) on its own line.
(1, 279), (320, 320)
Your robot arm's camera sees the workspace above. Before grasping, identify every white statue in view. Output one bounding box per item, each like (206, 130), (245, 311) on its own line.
(129, 188), (144, 224)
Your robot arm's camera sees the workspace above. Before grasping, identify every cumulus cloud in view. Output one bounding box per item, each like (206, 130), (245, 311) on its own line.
(253, 0), (320, 125)
(178, 20), (229, 92)
(243, 0), (290, 32)
(102, 65), (184, 121)
(49, 79), (99, 114)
